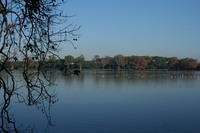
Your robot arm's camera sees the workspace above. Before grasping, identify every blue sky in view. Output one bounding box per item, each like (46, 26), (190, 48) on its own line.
(60, 0), (200, 60)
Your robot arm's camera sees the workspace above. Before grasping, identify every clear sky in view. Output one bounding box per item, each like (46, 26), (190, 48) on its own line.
(60, 0), (200, 60)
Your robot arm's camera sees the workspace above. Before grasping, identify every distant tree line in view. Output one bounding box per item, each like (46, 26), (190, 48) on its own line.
(88, 55), (200, 71)
(2, 55), (200, 71)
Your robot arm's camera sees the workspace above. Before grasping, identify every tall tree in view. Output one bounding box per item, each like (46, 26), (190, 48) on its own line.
(93, 55), (101, 68)
(64, 55), (74, 69)
(75, 55), (84, 70)
(64, 55), (74, 65)
(114, 55), (128, 70)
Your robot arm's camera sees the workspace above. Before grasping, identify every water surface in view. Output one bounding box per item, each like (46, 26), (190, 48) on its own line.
(1, 71), (200, 133)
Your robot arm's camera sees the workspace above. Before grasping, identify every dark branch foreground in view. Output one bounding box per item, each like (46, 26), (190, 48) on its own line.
(0, 0), (79, 132)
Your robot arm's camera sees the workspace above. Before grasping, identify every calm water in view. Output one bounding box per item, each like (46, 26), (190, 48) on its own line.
(1, 70), (200, 133)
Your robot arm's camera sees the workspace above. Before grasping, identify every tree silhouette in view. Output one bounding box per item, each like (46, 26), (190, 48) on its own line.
(0, 0), (79, 132)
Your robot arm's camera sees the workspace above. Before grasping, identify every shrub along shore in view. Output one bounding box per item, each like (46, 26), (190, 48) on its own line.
(3, 55), (200, 71)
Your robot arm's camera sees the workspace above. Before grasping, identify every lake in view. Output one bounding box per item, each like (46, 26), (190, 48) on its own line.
(1, 70), (200, 133)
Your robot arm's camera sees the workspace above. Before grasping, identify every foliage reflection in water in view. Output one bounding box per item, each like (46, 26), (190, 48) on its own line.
(0, 70), (57, 133)
(0, 70), (200, 133)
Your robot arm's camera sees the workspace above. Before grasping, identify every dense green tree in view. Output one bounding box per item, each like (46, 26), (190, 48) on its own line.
(168, 57), (179, 70)
(64, 55), (74, 67)
(113, 55), (128, 70)
(93, 55), (101, 68)
(74, 55), (85, 70)
(149, 56), (169, 69)
(3, 55), (200, 71)
(101, 56), (112, 69)
(83, 60), (96, 69)
(197, 63), (200, 70)
(179, 58), (198, 70)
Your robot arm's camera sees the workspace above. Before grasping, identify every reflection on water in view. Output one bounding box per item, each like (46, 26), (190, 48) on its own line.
(0, 70), (57, 133)
(63, 70), (200, 86)
(1, 70), (200, 133)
